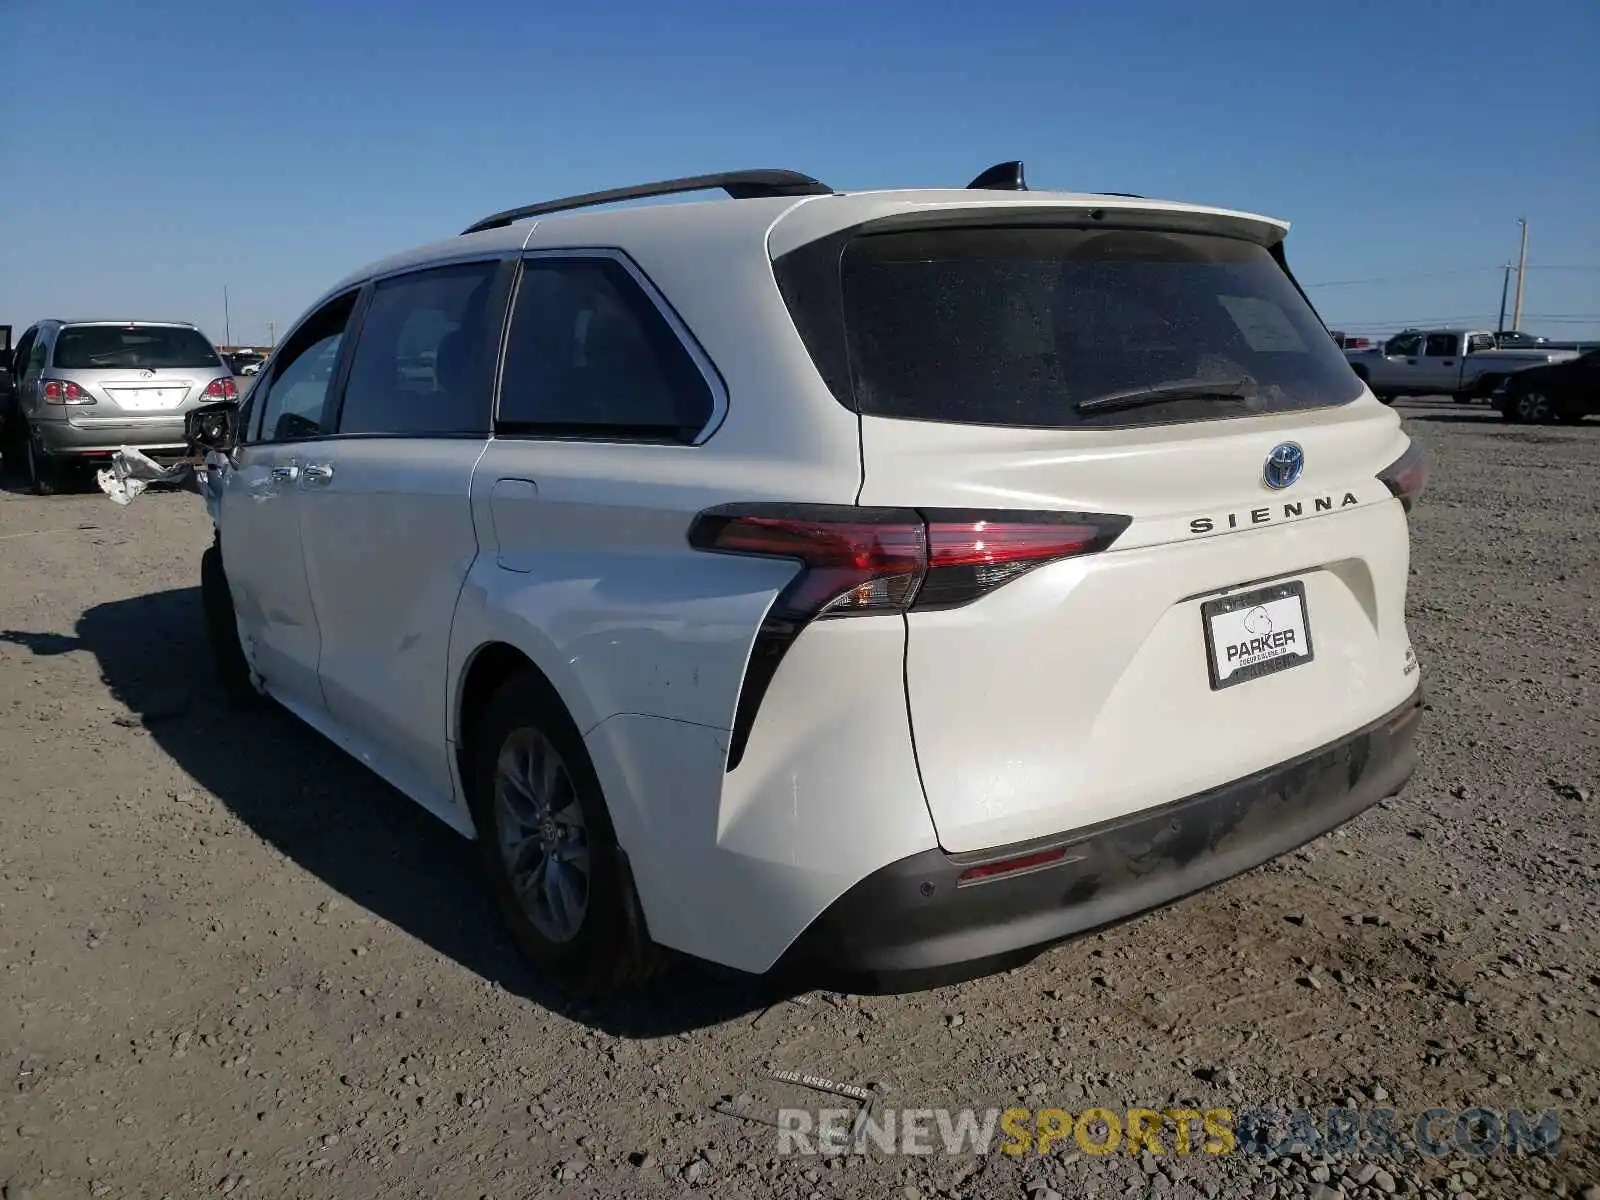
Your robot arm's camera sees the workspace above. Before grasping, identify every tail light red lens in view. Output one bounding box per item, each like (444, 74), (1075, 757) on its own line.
(203, 377), (238, 399)
(689, 508), (928, 618)
(918, 513), (1131, 611)
(41, 379), (95, 405)
(1377, 440), (1428, 512)
(688, 503), (1130, 769)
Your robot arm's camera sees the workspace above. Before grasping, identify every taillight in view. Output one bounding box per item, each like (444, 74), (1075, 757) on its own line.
(688, 506), (928, 619)
(1377, 440), (1428, 512)
(41, 379), (95, 405)
(688, 503), (1130, 768)
(204, 377), (238, 399)
(918, 512), (1131, 611)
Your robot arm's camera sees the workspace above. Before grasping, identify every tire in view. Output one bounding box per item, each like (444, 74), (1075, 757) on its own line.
(24, 425), (57, 496)
(201, 540), (260, 705)
(1514, 390), (1555, 424)
(468, 671), (661, 996)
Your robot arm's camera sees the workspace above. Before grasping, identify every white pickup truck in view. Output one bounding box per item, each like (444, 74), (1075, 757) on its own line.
(1345, 329), (1578, 404)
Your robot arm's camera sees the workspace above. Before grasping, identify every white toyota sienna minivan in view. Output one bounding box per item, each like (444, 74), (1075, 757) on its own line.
(191, 163), (1427, 995)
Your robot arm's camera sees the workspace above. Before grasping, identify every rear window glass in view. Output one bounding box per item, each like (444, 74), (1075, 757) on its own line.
(801, 225), (1361, 428)
(53, 325), (221, 370)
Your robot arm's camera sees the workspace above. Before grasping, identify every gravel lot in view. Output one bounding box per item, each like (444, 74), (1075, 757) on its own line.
(1, 399), (1596, 1200)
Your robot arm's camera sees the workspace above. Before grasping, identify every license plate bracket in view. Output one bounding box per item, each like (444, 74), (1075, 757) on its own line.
(1201, 579), (1315, 690)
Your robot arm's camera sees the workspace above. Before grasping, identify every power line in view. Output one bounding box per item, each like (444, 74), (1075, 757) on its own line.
(1303, 269), (1495, 289)
(1303, 265), (1600, 289)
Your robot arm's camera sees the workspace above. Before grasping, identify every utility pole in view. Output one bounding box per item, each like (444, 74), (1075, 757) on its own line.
(223, 285), (233, 349)
(267, 321), (276, 348)
(1497, 263), (1512, 333)
(1511, 217), (1529, 331)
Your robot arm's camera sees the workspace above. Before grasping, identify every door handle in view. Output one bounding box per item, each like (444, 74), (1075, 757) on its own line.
(301, 462), (334, 486)
(1405, 359), (1418, 365)
(1442, 360), (1455, 366)
(269, 463), (300, 483)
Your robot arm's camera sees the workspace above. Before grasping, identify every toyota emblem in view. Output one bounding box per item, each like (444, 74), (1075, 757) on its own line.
(1262, 442), (1305, 490)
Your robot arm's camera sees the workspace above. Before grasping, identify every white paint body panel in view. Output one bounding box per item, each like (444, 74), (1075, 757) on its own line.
(218, 443), (326, 717)
(296, 437), (488, 828)
(858, 398), (1416, 853)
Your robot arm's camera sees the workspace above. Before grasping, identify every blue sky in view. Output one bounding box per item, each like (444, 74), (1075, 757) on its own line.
(2, 0), (1596, 347)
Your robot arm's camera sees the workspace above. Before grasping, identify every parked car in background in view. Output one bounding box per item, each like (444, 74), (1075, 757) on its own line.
(1494, 330), (1549, 348)
(1492, 347), (1600, 423)
(185, 162), (1426, 997)
(240, 359), (266, 376)
(1344, 328), (1577, 404)
(224, 351), (265, 375)
(6, 319), (237, 494)
(0, 325), (14, 443)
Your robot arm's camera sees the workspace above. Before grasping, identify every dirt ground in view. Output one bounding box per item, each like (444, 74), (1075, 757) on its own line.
(1, 399), (1596, 1200)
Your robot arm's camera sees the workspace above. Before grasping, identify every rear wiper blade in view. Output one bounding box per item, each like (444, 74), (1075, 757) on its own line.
(1074, 378), (1258, 414)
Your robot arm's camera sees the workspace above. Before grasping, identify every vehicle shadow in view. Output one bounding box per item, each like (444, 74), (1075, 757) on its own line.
(2, 587), (789, 1037)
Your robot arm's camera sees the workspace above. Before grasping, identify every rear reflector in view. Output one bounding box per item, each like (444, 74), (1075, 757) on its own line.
(956, 846), (1069, 886)
(688, 503), (1130, 769)
(1377, 440), (1428, 512)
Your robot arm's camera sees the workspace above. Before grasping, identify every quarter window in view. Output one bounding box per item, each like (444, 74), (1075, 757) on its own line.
(497, 257), (714, 441)
(337, 261), (504, 436)
(250, 293), (358, 443)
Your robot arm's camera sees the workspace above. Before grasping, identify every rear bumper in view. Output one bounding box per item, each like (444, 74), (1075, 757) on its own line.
(776, 685), (1422, 985)
(32, 414), (187, 455)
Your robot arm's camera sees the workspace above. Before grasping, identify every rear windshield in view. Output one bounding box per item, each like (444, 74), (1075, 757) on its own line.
(789, 225), (1360, 429)
(53, 325), (222, 370)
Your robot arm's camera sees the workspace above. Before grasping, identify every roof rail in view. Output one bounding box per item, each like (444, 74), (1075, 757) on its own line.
(460, 169), (833, 235)
(967, 160), (1027, 191)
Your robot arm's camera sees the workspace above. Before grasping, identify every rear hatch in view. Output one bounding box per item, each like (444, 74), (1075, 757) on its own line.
(52, 323), (226, 414)
(775, 210), (1423, 853)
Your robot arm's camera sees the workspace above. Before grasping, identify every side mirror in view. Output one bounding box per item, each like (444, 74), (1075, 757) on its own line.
(186, 400), (240, 455)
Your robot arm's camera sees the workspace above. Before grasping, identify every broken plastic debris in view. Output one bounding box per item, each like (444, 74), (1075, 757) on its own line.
(97, 446), (230, 521)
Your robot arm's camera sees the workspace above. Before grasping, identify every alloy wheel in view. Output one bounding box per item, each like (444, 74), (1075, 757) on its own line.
(493, 727), (590, 943)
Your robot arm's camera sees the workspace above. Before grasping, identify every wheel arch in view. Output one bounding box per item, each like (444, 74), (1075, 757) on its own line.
(453, 640), (571, 821)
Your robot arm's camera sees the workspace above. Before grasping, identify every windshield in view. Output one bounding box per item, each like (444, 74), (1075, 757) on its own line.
(785, 224), (1363, 429)
(53, 325), (222, 370)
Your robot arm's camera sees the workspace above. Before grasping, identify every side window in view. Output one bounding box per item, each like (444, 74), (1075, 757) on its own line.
(1467, 334), (1495, 353)
(1423, 334), (1459, 357)
(249, 293), (358, 444)
(497, 257), (714, 441)
(27, 331), (49, 375)
(337, 260), (504, 436)
(12, 330), (37, 378)
(1386, 333), (1423, 357)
